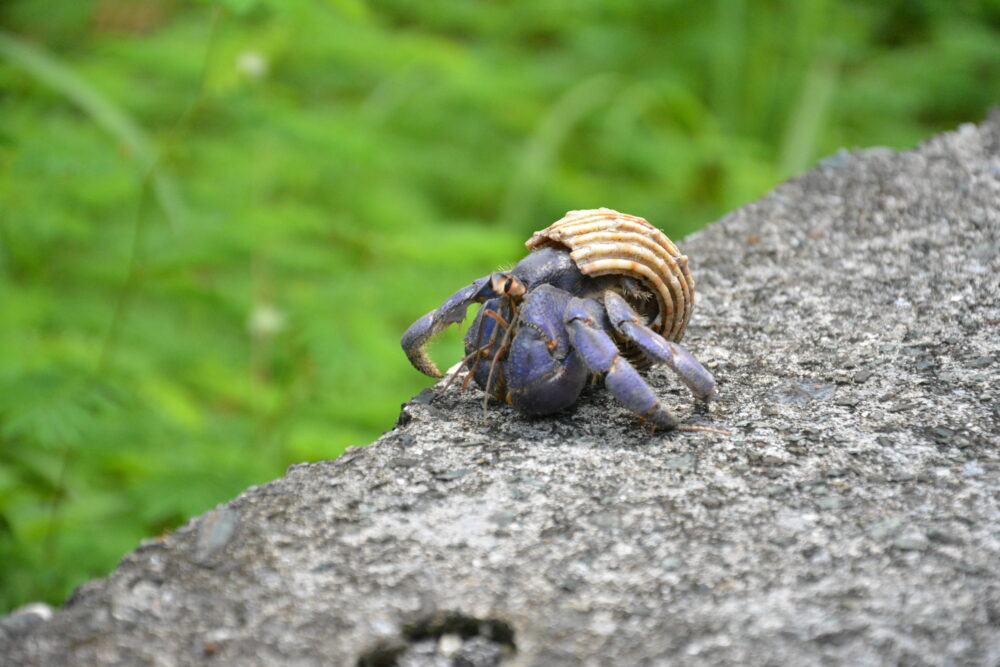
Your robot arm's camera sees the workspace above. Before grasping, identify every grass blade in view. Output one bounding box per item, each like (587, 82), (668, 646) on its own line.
(0, 30), (185, 229)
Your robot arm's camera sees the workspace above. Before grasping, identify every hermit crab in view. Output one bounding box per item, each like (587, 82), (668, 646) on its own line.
(401, 208), (717, 430)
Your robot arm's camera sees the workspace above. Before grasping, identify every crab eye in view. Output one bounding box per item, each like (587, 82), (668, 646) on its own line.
(491, 273), (526, 297)
(505, 276), (526, 297)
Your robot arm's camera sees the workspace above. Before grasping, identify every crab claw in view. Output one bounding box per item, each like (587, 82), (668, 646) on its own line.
(401, 276), (498, 378)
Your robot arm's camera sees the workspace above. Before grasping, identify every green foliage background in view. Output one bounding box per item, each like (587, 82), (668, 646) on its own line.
(0, 0), (997, 611)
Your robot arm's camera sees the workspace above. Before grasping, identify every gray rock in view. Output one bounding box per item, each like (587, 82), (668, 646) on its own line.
(0, 604), (54, 641)
(892, 533), (930, 552)
(192, 506), (240, 567)
(3, 114), (1000, 666)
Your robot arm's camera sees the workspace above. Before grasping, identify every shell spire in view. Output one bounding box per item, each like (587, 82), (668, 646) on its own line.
(526, 208), (695, 342)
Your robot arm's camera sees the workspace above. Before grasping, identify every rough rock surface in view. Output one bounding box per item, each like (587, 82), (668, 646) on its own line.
(3, 115), (999, 667)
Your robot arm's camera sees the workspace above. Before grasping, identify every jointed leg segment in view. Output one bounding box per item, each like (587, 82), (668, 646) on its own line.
(603, 291), (717, 401)
(565, 296), (680, 429)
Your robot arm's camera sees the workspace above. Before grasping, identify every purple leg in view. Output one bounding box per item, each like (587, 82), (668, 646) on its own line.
(603, 291), (717, 401)
(564, 297), (679, 429)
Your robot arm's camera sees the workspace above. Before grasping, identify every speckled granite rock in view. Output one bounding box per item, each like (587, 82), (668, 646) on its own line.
(3, 114), (999, 667)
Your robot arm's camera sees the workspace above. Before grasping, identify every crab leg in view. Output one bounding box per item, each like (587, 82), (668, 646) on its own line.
(482, 308), (511, 330)
(482, 300), (526, 409)
(440, 307), (510, 390)
(603, 291), (717, 401)
(564, 296), (679, 429)
(442, 341), (491, 391)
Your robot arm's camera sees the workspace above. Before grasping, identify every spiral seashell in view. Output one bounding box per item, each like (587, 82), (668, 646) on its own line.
(525, 208), (695, 342)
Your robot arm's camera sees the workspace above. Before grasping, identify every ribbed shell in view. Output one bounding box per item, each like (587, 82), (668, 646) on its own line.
(525, 208), (695, 342)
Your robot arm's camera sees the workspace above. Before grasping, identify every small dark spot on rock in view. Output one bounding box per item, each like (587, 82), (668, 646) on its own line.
(411, 388), (437, 404)
(798, 479), (825, 492)
(338, 449), (364, 467)
(378, 610), (517, 666)
(395, 405), (413, 428)
(986, 602), (1000, 626)
(954, 435), (974, 449)
(356, 640), (407, 667)
(813, 627), (863, 647)
(853, 369), (874, 383)
(553, 577), (582, 596)
(701, 497), (722, 509)
(926, 529), (963, 546)
(954, 561), (988, 577)
(392, 433), (416, 449)
(435, 469), (474, 481)
(751, 454), (787, 467)
(311, 562), (336, 573)
(540, 523), (573, 538)
(931, 426), (955, 441)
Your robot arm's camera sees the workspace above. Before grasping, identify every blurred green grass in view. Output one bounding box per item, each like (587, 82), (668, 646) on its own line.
(0, 0), (997, 611)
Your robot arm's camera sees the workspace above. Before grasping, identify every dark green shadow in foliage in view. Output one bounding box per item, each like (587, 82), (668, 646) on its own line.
(0, 0), (997, 611)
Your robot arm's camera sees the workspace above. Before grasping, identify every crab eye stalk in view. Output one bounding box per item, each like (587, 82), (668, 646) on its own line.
(491, 272), (526, 298)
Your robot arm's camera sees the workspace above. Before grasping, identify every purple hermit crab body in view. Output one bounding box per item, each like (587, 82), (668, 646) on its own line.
(401, 208), (717, 430)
